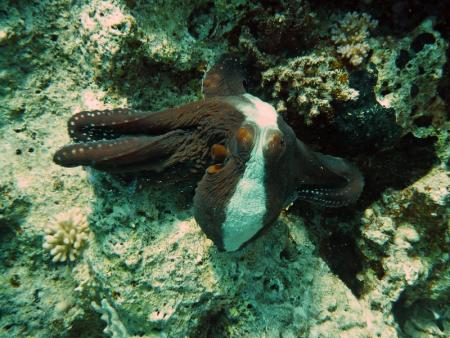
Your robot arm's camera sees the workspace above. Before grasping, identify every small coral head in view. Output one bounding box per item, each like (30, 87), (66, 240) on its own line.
(42, 208), (90, 263)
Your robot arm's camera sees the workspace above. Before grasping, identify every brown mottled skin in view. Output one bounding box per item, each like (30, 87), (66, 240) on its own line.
(54, 54), (364, 251)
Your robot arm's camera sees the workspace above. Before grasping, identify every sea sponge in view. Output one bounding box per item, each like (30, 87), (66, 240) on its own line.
(43, 208), (90, 262)
(331, 12), (378, 66)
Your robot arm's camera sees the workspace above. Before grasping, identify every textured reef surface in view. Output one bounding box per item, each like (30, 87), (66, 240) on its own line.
(0, 0), (448, 337)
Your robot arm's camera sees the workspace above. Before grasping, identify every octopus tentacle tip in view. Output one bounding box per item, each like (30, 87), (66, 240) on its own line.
(54, 53), (364, 251)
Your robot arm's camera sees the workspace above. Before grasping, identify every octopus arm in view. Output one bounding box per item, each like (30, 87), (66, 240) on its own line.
(54, 99), (245, 172)
(54, 130), (189, 173)
(67, 103), (210, 142)
(295, 140), (364, 207)
(67, 108), (151, 142)
(67, 100), (243, 142)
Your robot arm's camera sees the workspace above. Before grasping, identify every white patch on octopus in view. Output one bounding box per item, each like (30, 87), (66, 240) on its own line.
(221, 94), (280, 251)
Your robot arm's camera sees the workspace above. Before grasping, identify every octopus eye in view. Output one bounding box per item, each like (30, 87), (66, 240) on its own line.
(210, 144), (228, 163)
(235, 125), (255, 153)
(206, 144), (228, 175)
(264, 130), (285, 158)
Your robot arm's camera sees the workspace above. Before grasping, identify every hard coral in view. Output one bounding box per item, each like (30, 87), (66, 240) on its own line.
(262, 52), (359, 124)
(373, 19), (448, 142)
(43, 208), (90, 262)
(331, 12), (378, 66)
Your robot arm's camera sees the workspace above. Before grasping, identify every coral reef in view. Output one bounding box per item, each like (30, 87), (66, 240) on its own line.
(358, 166), (449, 336)
(43, 208), (90, 262)
(0, 0), (448, 337)
(261, 52), (359, 124)
(331, 12), (378, 66)
(373, 19), (448, 141)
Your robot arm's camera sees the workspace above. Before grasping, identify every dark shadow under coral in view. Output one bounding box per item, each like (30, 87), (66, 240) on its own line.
(356, 134), (438, 208)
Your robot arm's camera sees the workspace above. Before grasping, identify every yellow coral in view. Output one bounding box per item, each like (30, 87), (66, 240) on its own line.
(43, 208), (90, 262)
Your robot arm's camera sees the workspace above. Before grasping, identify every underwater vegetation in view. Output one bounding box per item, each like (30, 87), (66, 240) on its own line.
(0, 0), (448, 337)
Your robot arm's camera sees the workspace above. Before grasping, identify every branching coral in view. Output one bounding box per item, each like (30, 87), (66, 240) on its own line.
(331, 12), (378, 66)
(261, 53), (359, 124)
(42, 208), (90, 262)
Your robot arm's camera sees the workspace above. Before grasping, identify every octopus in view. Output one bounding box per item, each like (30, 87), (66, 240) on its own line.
(54, 54), (364, 252)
